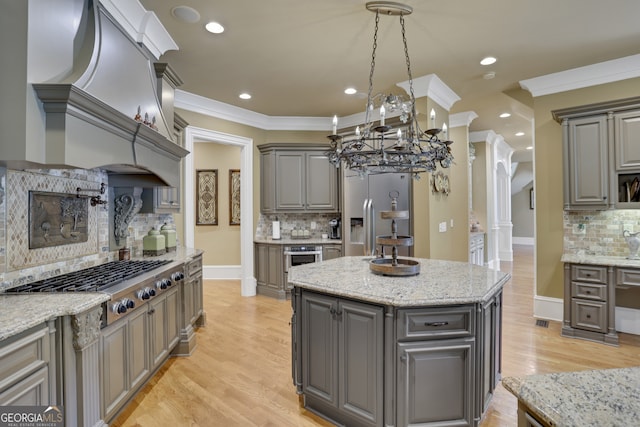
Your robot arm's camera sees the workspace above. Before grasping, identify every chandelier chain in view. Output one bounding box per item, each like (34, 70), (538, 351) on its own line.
(400, 14), (418, 136)
(366, 10), (381, 127)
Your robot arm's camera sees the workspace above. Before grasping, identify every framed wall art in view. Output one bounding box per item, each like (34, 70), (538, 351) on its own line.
(196, 169), (218, 225)
(229, 169), (241, 225)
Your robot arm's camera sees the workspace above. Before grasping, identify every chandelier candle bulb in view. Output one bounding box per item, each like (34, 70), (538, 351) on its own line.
(442, 123), (448, 139)
(355, 126), (361, 137)
(332, 115), (338, 134)
(380, 105), (386, 126)
(430, 108), (436, 127)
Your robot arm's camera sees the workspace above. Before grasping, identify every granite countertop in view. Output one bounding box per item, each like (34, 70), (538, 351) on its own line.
(503, 367), (640, 427)
(561, 253), (640, 268)
(254, 237), (342, 245)
(287, 256), (510, 306)
(0, 246), (204, 342)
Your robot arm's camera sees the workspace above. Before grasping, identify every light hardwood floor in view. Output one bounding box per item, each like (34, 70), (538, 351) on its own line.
(113, 246), (640, 426)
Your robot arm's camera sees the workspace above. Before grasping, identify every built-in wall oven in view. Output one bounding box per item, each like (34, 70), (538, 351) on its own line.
(283, 245), (323, 273)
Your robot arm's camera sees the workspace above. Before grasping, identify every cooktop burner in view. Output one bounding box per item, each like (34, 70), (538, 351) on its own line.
(5, 260), (172, 293)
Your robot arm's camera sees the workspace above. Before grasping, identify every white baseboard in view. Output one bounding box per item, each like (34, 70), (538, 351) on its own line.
(615, 307), (640, 335)
(203, 265), (242, 280)
(500, 250), (513, 262)
(513, 237), (534, 245)
(533, 296), (563, 321)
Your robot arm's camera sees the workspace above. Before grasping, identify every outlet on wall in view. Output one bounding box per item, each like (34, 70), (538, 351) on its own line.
(573, 223), (586, 235)
(310, 221), (317, 230)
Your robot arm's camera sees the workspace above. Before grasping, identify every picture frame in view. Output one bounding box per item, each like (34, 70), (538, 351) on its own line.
(530, 187), (535, 210)
(229, 169), (241, 225)
(196, 169), (218, 225)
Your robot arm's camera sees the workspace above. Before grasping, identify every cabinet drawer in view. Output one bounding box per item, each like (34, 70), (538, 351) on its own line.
(0, 325), (49, 392)
(186, 256), (202, 278)
(397, 306), (474, 341)
(571, 265), (607, 283)
(570, 299), (606, 333)
(570, 282), (607, 301)
(616, 268), (640, 288)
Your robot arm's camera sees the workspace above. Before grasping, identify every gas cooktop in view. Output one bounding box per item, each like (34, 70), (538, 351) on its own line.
(5, 260), (172, 293)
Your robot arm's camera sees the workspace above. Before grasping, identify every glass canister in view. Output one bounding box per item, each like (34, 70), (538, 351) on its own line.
(160, 222), (177, 252)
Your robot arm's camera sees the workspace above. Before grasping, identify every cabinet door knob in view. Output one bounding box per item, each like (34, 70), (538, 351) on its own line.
(425, 321), (449, 327)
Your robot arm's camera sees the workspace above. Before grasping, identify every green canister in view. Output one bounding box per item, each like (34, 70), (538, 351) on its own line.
(160, 222), (177, 252)
(143, 228), (166, 256)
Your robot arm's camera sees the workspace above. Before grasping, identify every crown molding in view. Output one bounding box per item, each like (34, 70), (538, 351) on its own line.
(520, 54), (640, 97)
(396, 74), (461, 110)
(176, 74), (459, 131)
(99, 0), (178, 58)
(449, 111), (478, 128)
(174, 90), (331, 131)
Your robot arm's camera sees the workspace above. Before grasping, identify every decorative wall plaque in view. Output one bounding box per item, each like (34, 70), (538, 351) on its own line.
(29, 191), (89, 249)
(196, 169), (218, 225)
(229, 169), (241, 225)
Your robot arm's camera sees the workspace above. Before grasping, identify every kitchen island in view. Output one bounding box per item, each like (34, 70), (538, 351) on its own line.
(503, 367), (640, 427)
(289, 256), (510, 427)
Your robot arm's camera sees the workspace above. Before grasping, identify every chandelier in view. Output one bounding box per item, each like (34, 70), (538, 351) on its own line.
(327, 1), (454, 178)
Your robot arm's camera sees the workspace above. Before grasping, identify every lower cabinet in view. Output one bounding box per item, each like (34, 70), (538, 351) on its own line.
(101, 287), (180, 422)
(0, 324), (53, 406)
(301, 291), (384, 427)
(255, 243), (285, 299)
(397, 338), (475, 426)
(293, 288), (503, 427)
(322, 244), (342, 261)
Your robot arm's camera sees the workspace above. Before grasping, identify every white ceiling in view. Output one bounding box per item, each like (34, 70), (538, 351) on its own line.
(141, 0), (640, 160)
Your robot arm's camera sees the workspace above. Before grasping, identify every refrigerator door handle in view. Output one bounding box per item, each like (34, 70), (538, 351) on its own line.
(363, 198), (375, 256)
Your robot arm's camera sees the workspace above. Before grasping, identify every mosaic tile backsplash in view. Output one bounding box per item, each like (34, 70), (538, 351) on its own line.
(0, 168), (175, 290)
(564, 210), (640, 257)
(256, 213), (342, 240)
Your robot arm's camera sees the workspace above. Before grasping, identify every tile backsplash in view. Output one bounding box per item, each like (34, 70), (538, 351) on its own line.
(564, 209), (640, 257)
(0, 168), (174, 290)
(255, 213), (341, 239)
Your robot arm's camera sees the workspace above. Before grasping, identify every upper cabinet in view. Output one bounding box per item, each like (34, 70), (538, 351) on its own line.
(259, 144), (339, 213)
(553, 97), (640, 210)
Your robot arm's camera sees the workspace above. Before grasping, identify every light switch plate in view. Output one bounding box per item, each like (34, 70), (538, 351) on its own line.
(439, 222), (447, 232)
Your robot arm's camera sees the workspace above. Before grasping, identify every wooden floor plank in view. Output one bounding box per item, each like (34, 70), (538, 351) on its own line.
(113, 246), (640, 426)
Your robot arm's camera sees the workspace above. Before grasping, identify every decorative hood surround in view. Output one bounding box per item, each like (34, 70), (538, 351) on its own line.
(31, 0), (188, 187)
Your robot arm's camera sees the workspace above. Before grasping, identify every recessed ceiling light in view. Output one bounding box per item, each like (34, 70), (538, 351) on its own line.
(526, 146), (533, 150)
(480, 56), (497, 66)
(499, 113), (511, 118)
(483, 71), (496, 80)
(205, 21), (225, 34)
(515, 132), (525, 136)
(171, 6), (201, 23)
(344, 88), (357, 95)
(239, 93), (251, 100)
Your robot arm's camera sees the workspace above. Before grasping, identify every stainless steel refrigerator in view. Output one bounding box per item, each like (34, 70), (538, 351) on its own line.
(342, 169), (412, 257)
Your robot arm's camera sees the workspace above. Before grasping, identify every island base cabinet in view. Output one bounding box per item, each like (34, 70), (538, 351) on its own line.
(301, 291), (384, 427)
(397, 338), (475, 427)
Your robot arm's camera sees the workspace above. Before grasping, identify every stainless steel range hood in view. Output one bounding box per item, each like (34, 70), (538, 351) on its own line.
(0, 0), (188, 188)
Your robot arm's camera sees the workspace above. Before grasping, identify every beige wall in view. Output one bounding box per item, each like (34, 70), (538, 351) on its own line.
(413, 98), (470, 261)
(534, 77), (640, 299)
(193, 143), (242, 265)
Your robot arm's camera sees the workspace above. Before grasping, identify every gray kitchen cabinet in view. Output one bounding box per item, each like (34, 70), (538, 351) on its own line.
(562, 115), (609, 210)
(101, 287), (181, 422)
(293, 286), (503, 427)
(301, 290), (384, 427)
(553, 97), (640, 209)
(255, 243), (286, 299)
(614, 109), (640, 170)
(397, 338), (475, 426)
(561, 263), (617, 345)
(259, 144), (339, 213)
(322, 244), (342, 261)
(175, 254), (204, 357)
(0, 323), (53, 406)
(139, 186), (180, 213)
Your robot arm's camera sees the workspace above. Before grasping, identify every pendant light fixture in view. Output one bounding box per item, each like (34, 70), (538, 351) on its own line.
(327, 1), (454, 178)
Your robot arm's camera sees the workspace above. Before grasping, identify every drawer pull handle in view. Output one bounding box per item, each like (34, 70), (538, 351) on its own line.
(425, 321), (449, 327)
(586, 314), (591, 319)
(585, 290), (591, 294)
(585, 273), (592, 277)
